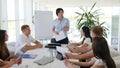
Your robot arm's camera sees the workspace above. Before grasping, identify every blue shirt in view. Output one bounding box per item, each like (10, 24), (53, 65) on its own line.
(53, 17), (70, 36)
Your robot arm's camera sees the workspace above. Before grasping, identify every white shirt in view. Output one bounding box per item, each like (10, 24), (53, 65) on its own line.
(91, 58), (106, 68)
(94, 59), (106, 66)
(53, 17), (70, 36)
(15, 33), (36, 53)
(83, 38), (92, 46)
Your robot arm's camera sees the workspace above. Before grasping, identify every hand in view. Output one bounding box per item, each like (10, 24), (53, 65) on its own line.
(17, 58), (22, 64)
(11, 58), (22, 64)
(10, 59), (17, 64)
(35, 44), (43, 48)
(63, 26), (69, 31)
(64, 60), (74, 68)
(54, 31), (59, 35)
(23, 45), (28, 50)
(65, 53), (75, 59)
(68, 45), (77, 53)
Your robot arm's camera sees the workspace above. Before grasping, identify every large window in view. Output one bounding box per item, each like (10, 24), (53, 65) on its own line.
(0, 0), (32, 42)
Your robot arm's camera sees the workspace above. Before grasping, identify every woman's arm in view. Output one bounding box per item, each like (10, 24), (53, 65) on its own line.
(52, 26), (59, 35)
(1, 60), (15, 68)
(66, 51), (94, 60)
(63, 26), (69, 31)
(0, 61), (5, 67)
(71, 59), (95, 67)
(72, 43), (92, 53)
(68, 43), (81, 46)
(64, 60), (75, 68)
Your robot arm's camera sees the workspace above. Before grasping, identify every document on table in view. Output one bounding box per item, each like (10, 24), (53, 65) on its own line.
(54, 31), (66, 41)
(56, 46), (70, 57)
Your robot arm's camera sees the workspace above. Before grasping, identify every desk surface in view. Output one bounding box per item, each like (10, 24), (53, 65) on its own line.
(20, 48), (68, 68)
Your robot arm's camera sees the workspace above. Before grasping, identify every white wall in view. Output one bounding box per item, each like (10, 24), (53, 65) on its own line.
(24, 0), (33, 25)
(116, 9), (120, 51)
(24, 0), (34, 36)
(33, 0), (120, 7)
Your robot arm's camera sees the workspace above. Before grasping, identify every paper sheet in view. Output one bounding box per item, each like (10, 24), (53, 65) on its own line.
(54, 31), (66, 41)
(56, 46), (70, 57)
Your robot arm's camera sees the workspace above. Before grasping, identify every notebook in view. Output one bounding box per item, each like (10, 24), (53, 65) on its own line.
(21, 54), (37, 59)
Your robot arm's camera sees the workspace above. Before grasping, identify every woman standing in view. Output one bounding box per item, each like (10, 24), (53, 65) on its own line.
(52, 8), (70, 44)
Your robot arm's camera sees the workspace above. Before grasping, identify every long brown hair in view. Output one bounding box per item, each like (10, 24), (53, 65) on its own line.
(92, 37), (116, 68)
(92, 26), (103, 37)
(0, 30), (10, 60)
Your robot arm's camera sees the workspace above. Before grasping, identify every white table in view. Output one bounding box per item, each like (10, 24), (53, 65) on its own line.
(20, 48), (68, 68)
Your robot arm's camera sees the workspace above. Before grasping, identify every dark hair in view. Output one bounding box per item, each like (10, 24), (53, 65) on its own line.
(82, 26), (92, 42)
(21, 25), (29, 31)
(0, 30), (10, 60)
(92, 26), (103, 37)
(0, 30), (6, 45)
(92, 37), (116, 68)
(56, 8), (64, 16)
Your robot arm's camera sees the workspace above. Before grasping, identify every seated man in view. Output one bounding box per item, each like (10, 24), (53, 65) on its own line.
(15, 25), (43, 53)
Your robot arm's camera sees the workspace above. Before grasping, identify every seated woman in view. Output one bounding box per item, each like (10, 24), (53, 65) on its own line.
(0, 30), (21, 68)
(68, 26), (92, 53)
(64, 37), (116, 68)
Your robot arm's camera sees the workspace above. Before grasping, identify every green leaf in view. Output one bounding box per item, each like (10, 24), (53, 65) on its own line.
(75, 2), (109, 38)
(100, 22), (105, 25)
(79, 7), (86, 12)
(89, 2), (96, 12)
(75, 12), (83, 15)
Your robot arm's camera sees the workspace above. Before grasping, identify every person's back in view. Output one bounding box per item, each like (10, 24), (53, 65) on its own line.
(92, 37), (116, 68)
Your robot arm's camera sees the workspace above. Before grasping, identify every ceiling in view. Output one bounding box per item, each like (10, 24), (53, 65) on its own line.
(33, 0), (120, 8)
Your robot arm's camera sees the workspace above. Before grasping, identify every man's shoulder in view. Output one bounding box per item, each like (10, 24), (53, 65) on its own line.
(17, 34), (26, 39)
(18, 34), (24, 37)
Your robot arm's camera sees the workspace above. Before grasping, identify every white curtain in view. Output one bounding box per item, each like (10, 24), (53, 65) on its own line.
(1, 0), (8, 30)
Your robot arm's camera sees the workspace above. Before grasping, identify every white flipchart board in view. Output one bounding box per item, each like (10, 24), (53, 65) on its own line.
(34, 11), (53, 40)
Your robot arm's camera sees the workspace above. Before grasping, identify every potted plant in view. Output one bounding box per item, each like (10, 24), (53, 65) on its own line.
(75, 3), (109, 38)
